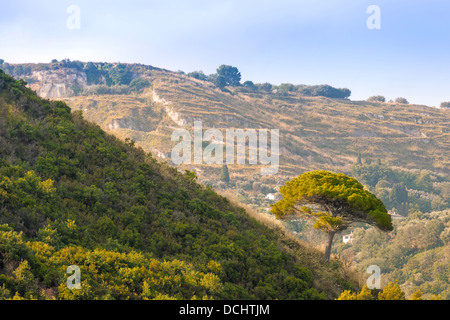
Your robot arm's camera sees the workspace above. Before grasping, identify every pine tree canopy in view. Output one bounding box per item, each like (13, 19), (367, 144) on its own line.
(271, 170), (393, 232)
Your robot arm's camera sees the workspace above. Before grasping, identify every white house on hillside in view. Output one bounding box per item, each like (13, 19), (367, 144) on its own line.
(388, 209), (405, 219)
(265, 193), (276, 200)
(342, 232), (353, 244)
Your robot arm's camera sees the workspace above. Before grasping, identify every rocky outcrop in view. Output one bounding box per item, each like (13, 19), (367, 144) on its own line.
(152, 90), (187, 127)
(26, 69), (89, 99)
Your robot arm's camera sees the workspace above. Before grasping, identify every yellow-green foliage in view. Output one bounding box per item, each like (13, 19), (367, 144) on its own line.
(1, 226), (225, 300)
(271, 170), (392, 231)
(411, 289), (423, 300)
(0, 170), (55, 206)
(336, 285), (374, 300)
(336, 281), (443, 300)
(377, 280), (406, 300)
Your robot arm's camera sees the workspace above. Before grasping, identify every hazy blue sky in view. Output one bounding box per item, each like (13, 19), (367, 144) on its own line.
(1, 0), (449, 106)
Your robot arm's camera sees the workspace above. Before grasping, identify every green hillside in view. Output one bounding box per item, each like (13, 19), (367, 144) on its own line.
(0, 69), (360, 300)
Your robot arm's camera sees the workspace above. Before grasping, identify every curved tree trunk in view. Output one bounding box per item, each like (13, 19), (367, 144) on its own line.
(323, 231), (336, 263)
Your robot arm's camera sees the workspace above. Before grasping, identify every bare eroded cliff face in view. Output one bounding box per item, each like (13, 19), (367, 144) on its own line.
(26, 68), (91, 99)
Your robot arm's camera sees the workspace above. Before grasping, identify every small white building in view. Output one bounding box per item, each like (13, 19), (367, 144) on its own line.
(388, 209), (405, 219)
(265, 193), (276, 200)
(342, 232), (353, 244)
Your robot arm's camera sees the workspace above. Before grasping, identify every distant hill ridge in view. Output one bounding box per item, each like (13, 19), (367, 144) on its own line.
(1, 60), (449, 206)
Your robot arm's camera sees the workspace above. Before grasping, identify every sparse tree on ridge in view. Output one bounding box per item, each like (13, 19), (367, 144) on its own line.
(367, 95), (386, 102)
(216, 65), (241, 86)
(395, 97), (409, 104)
(258, 82), (273, 92)
(440, 102), (450, 109)
(187, 71), (207, 81)
(243, 80), (256, 89)
(215, 75), (227, 90)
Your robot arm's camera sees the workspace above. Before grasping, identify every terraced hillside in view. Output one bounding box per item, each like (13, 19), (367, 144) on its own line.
(2, 61), (449, 214)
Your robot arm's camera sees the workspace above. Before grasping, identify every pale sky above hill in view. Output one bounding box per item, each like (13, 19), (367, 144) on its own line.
(1, 0), (449, 107)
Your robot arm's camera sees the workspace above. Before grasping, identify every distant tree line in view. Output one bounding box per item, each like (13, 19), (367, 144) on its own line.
(440, 102), (450, 109)
(1, 58), (352, 99)
(185, 64), (351, 98)
(367, 95), (409, 104)
(0, 59), (154, 90)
